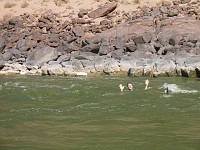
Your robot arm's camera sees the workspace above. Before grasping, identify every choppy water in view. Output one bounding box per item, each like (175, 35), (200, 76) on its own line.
(0, 75), (200, 150)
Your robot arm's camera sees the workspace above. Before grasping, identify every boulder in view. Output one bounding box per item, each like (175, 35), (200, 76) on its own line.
(78, 9), (88, 18)
(81, 44), (100, 53)
(26, 46), (58, 68)
(88, 2), (118, 18)
(71, 59), (84, 71)
(62, 61), (76, 75)
(103, 58), (120, 74)
(3, 52), (13, 61)
(81, 60), (96, 73)
(72, 26), (85, 37)
(124, 42), (137, 52)
(47, 63), (64, 76)
(128, 67), (143, 77)
(195, 68), (200, 78)
(94, 58), (105, 72)
(155, 60), (176, 76)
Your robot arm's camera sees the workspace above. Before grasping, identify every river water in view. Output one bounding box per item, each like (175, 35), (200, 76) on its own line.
(0, 75), (200, 150)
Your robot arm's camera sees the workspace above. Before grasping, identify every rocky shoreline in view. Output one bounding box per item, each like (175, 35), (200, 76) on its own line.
(0, 0), (200, 77)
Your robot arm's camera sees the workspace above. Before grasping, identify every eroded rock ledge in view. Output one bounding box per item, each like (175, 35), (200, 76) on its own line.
(0, 0), (200, 77)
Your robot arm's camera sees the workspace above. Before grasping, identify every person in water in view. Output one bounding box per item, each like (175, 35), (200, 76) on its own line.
(127, 83), (133, 91)
(119, 84), (125, 92)
(144, 79), (149, 90)
(164, 87), (169, 94)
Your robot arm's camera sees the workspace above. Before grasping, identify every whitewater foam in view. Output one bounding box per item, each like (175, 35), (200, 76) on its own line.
(162, 83), (198, 94)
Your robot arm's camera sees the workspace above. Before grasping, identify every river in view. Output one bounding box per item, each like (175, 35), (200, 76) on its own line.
(0, 75), (200, 150)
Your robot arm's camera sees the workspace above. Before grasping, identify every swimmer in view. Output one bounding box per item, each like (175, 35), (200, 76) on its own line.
(127, 83), (133, 91)
(164, 87), (169, 94)
(119, 84), (125, 92)
(144, 79), (149, 90)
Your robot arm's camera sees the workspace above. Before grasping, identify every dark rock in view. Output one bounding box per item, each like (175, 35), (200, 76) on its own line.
(111, 49), (124, 59)
(99, 45), (110, 56)
(81, 44), (100, 53)
(168, 8), (179, 17)
(153, 42), (162, 52)
(133, 36), (145, 45)
(8, 17), (23, 28)
(100, 19), (111, 26)
(3, 52), (13, 61)
(78, 9), (88, 18)
(124, 42), (137, 52)
(72, 18), (87, 24)
(63, 42), (80, 53)
(0, 36), (6, 53)
(61, 20), (71, 30)
(47, 35), (60, 47)
(88, 2), (118, 18)
(74, 54), (90, 60)
(72, 26), (85, 37)
(62, 32), (77, 43)
(195, 68), (200, 78)
(181, 68), (189, 77)
(38, 17), (51, 24)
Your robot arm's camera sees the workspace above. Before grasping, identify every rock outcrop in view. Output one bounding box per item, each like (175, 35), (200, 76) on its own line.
(0, 0), (200, 77)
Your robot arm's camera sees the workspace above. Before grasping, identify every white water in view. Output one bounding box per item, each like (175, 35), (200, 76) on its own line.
(162, 83), (198, 94)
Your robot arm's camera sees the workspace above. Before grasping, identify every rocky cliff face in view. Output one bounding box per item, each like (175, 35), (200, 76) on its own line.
(0, 0), (200, 77)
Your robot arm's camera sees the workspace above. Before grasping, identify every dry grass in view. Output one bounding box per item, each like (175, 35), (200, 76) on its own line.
(4, 2), (17, 8)
(21, 1), (29, 8)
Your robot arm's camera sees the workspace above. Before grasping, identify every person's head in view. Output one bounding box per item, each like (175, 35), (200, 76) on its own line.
(127, 83), (133, 91)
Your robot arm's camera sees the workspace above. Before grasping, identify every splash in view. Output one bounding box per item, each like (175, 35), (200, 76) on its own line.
(163, 83), (198, 94)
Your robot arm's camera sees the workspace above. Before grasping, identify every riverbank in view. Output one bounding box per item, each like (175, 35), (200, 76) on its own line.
(0, 0), (200, 77)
